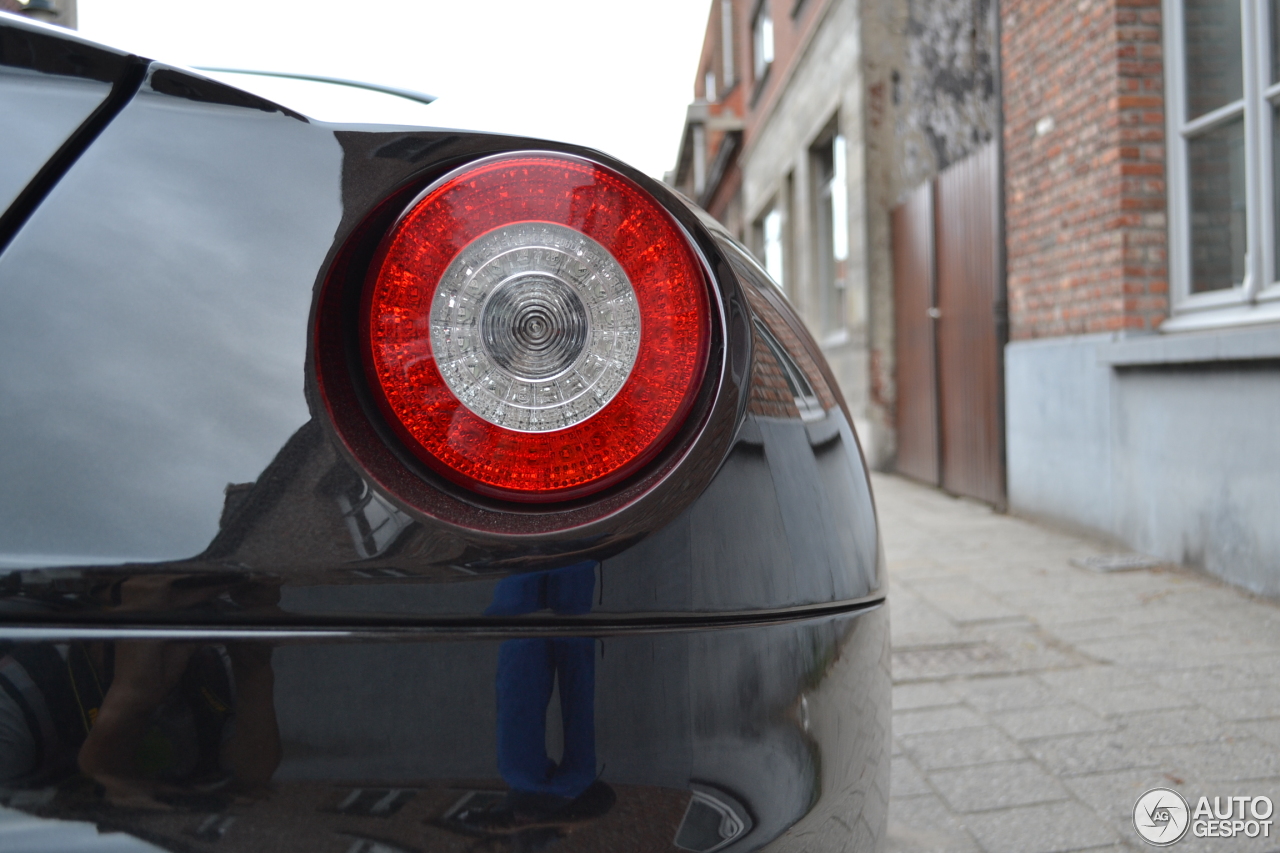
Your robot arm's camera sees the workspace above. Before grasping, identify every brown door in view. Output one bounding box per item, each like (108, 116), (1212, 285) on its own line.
(892, 182), (939, 485)
(891, 141), (1005, 506)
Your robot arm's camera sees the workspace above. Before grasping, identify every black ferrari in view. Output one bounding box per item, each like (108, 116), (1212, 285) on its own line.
(0, 13), (888, 853)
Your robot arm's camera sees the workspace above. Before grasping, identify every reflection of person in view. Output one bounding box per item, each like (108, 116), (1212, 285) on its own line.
(0, 574), (281, 807)
(76, 639), (280, 807)
(453, 561), (614, 838)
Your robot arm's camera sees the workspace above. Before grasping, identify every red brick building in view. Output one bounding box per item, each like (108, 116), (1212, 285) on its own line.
(1000, 0), (1279, 597)
(669, 0), (835, 240)
(1002, 0), (1169, 339)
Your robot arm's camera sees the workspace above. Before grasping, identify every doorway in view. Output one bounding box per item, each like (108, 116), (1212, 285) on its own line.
(891, 141), (1006, 507)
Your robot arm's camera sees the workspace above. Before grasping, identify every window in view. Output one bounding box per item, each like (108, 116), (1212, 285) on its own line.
(753, 319), (824, 421)
(329, 788), (415, 817)
(755, 202), (786, 290)
(692, 123), (707, 196)
(704, 68), (717, 102)
(721, 0), (736, 88)
(753, 0), (774, 83)
(754, 176), (794, 297)
(812, 129), (848, 337)
(1165, 0), (1280, 327)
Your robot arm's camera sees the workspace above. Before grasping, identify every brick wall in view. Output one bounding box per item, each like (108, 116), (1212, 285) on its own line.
(1002, 0), (1167, 339)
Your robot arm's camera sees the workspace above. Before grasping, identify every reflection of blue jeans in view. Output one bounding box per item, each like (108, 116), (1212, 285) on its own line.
(486, 562), (597, 801)
(495, 637), (596, 800)
(483, 561), (596, 618)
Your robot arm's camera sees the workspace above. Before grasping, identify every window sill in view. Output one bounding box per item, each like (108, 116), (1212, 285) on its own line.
(821, 328), (850, 348)
(1098, 321), (1280, 367)
(1158, 298), (1280, 333)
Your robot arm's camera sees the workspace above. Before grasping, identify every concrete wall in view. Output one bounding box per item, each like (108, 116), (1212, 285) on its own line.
(1007, 330), (1280, 598)
(1005, 334), (1115, 535)
(740, 0), (878, 459)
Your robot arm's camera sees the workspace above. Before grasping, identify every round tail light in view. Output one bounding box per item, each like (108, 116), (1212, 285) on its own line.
(361, 153), (712, 503)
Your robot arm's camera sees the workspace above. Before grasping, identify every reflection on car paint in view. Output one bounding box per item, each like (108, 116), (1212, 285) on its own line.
(0, 606), (888, 852)
(333, 474), (416, 561)
(0, 58), (880, 620)
(0, 408), (878, 622)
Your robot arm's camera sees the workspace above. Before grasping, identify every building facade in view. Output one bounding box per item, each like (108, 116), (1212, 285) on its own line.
(1002, 0), (1280, 596)
(673, 0), (882, 463)
(0, 0), (76, 28)
(671, 0), (999, 469)
(675, 0), (1279, 596)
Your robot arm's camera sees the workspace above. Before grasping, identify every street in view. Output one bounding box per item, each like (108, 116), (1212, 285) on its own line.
(876, 473), (1280, 853)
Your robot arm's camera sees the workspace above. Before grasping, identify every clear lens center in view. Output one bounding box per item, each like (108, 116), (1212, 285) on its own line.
(481, 274), (588, 380)
(429, 222), (640, 432)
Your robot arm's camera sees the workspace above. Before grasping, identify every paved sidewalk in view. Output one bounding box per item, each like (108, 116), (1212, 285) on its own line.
(873, 473), (1280, 853)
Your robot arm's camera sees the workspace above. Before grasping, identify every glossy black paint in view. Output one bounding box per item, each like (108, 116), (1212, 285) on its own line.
(0, 606), (889, 852)
(0, 15), (137, 230)
(0, 18), (888, 852)
(0, 58), (882, 622)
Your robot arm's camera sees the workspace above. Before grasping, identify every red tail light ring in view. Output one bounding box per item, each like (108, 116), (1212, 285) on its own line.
(361, 153), (712, 503)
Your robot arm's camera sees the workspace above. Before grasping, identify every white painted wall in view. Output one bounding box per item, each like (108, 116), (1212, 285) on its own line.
(1006, 330), (1280, 597)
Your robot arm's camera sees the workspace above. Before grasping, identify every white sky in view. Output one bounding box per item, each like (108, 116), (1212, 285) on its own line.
(76, 0), (711, 179)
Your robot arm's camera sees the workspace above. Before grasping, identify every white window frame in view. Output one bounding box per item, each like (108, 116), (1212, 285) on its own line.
(760, 202), (786, 291)
(810, 126), (849, 340)
(752, 0), (774, 83)
(692, 123), (707, 196)
(721, 0), (736, 88)
(1164, 0), (1280, 330)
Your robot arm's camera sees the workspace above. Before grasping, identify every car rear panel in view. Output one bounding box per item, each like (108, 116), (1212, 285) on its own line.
(1, 608), (888, 853)
(0, 22), (888, 852)
(0, 60), (882, 621)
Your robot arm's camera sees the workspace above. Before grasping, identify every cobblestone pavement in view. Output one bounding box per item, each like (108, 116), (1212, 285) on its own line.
(873, 473), (1280, 853)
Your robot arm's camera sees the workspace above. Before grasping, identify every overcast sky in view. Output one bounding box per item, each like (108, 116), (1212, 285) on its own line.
(76, 0), (710, 179)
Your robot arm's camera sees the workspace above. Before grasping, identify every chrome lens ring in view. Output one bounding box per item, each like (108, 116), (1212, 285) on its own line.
(430, 222), (640, 432)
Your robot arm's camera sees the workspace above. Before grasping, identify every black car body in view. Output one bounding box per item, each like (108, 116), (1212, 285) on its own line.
(0, 14), (889, 852)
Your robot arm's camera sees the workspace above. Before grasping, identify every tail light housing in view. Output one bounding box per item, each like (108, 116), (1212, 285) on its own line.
(318, 151), (714, 508)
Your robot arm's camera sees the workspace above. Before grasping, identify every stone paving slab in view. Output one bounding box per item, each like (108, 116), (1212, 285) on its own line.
(895, 706), (990, 737)
(946, 674), (1061, 713)
(930, 760), (1072, 813)
(900, 726), (1027, 771)
(963, 801), (1121, 853)
(874, 474), (1280, 853)
(992, 704), (1114, 740)
(893, 683), (961, 711)
(1025, 731), (1168, 777)
(888, 794), (983, 853)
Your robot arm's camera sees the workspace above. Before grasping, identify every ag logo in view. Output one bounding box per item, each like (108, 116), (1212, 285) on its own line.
(1134, 787), (1191, 846)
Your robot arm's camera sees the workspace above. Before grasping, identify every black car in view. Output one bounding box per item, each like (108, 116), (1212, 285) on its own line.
(0, 13), (888, 853)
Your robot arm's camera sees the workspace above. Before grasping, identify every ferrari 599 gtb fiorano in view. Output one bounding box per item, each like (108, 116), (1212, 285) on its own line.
(0, 13), (889, 853)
